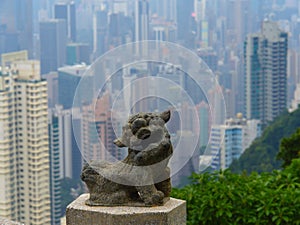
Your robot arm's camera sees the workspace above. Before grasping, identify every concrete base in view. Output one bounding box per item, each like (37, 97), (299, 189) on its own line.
(66, 194), (186, 225)
(0, 217), (24, 225)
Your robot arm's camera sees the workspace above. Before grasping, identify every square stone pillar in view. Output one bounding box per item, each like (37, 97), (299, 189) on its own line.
(0, 217), (24, 225)
(66, 194), (186, 225)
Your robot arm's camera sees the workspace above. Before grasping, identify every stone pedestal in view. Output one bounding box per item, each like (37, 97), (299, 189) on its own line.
(66, 194), (186, 225)
(0, 217), (23, 225)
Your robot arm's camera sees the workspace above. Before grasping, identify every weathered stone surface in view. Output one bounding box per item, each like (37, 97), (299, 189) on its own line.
(0, 217), (24, 225)
(66, 194), (186, 225)
(81, 111), (174, 207)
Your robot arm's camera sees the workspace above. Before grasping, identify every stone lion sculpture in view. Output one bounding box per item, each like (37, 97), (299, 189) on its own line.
(81, 110), (173, 206)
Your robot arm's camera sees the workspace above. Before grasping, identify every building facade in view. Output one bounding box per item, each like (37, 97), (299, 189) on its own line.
(48, 105), (82, 180)
(66, 43), (90, 65)
(57, 64), (91, 110)
(81, 93), (124, 163)
(93, 8), (108, 58)
(244, 20), (288, 126)
(0, 59), (51, 224)
(54, 1), (77, 42)
(48, 104), (83, 225)
(210, 114), (261, 170)
(0, 0), (33, 57)
(135, 0), (149, 42)
(48, 112), (61, 225)
(134, 0), (150, 54)
(40, 19), (67, 75)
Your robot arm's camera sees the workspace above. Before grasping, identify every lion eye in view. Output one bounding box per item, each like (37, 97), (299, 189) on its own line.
(131, 118), (147, 134)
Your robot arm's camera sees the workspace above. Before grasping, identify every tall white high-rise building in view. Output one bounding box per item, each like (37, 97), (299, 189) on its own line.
(210, 114), (261, 170)
(0, 54), (51, 224)
(244, 20), (288, 126)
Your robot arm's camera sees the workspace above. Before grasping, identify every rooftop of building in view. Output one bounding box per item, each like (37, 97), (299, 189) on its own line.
(58, 64), (89, 76)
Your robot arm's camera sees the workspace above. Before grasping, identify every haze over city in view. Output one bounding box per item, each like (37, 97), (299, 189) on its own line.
(0, 0), (300, 224)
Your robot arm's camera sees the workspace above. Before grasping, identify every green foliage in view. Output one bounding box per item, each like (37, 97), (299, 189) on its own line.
(230, 108), (300, 173)
(60, 177), (84, 216)
(284, 158), (300, 179)
(171, 168), (300, 225)
(277, 128), (300, 167)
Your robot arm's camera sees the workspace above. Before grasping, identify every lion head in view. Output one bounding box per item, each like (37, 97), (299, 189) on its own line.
(113, 110), (171, 151)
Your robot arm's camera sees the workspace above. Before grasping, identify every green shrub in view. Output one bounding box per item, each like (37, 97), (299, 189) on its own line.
(171, 168), (300, 225)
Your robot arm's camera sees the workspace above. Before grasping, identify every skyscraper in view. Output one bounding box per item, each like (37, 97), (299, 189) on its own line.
(81, 93), (124, 162)
(176, 0), (194, 44)
(57, 64), (90, 109)
(48, 105), (82, 225)
(135, 0), (149, 42)
(197, 101), (210, 148)
(16, 0), (34, 57)
(244, 20), (288, 126)
(210, 115), (261, 170)
(48, 105), (82, 180)
(109, 12), (134, 47)
(54, 1), (77, 42)
(0, 0), (33, 57)
(149, 0), (177, 22)
(197, 48), (218, 72)
(0, 53), (51, 224)
(66, 43), (90, 65)
(93, 8), (108, 58)
(48, 111), (61, 225)
(40, 19), (67, 75)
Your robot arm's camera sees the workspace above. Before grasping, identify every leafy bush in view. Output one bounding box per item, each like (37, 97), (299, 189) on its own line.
(278, 128), (300, 167)
(171, 165), (300, 225)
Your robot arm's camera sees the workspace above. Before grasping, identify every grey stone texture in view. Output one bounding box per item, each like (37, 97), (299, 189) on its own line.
(81, 111), (174, 207)
(66, 194), (186, 225)
(0, 217), (24, 225)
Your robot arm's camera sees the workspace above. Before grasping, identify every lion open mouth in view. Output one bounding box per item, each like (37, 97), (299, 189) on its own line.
(136, 127), (151, 140)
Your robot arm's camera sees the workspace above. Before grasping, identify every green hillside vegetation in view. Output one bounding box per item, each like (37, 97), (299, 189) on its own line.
(171, 115), (300, 225)
(230, 107), (300, 173)
(171, 160), (300, 225)
(60, 178), (84, 216)
(278, 128), (300, 167)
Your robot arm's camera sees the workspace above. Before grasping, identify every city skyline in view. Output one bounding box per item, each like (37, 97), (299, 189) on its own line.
(0, 0), (299, 224)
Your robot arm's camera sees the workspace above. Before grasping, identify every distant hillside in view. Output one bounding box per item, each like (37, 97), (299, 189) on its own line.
(230, 107), (300, 173)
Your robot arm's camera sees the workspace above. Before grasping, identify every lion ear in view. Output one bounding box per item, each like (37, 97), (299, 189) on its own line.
(160, 110), (171, 123)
